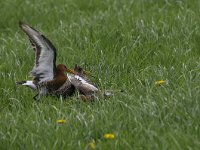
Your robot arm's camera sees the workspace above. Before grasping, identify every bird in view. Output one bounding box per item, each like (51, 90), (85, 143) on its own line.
(17, 21), (76, 100)
(67, 65), (99, 101)
(70, 65), (117, 101)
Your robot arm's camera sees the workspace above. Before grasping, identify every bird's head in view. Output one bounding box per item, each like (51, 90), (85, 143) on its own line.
(56, 64), (76, 75)
(74, 64), (95, 77)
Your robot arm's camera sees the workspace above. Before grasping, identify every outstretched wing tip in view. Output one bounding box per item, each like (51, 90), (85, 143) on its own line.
(19, 21), (31, 33)
(19, 20), (23, 26)
(19, 20), (26, 28)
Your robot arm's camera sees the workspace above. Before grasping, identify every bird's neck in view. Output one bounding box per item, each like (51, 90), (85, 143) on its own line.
(54, 69), (66, 77)
(51, 74), (67, 90)
(55, 72), (65, 78)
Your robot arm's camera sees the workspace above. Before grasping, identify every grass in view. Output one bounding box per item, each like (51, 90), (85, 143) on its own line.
(0, 0), (200, 149)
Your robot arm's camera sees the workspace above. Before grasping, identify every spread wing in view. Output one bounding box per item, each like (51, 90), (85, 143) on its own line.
(19, 21), (57, 84)
(67, 74), (98, 95)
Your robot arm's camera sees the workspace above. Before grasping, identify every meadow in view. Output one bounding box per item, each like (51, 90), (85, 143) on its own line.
(0, 0), (200, 149)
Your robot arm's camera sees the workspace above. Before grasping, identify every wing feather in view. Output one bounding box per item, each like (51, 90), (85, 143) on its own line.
(67, 75), (98, 95)
(19, 21), (57, 83)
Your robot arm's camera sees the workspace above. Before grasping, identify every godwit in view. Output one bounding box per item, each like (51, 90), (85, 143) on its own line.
(67, 65), (99, 101)
(17, 21), (76, 100)
(70, 65), (117, 101)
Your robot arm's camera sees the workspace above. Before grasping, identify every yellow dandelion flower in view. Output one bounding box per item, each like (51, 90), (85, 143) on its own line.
(103, 133), (115, 139)
(155, 80), (166, 86)
(57, 119), (66, 124)
(88, 141), (96, 149)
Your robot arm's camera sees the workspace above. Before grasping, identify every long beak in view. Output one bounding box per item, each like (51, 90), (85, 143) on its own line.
(66, 68), (76, 75)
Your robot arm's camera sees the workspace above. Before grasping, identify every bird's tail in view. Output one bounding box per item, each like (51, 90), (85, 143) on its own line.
(16, 80), (37, 90)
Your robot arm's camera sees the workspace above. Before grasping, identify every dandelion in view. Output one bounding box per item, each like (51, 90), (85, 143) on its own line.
(155, 80), (166, 86)
(57, 119), (66, 124)
(103, 133), (115, 139)
(88, 140), (96, 149)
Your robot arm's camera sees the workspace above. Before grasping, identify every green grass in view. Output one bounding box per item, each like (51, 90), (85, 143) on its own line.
(0, 0), (200, 149)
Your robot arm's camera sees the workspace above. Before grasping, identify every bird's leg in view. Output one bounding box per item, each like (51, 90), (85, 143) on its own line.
(33, 87), (47, 101)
